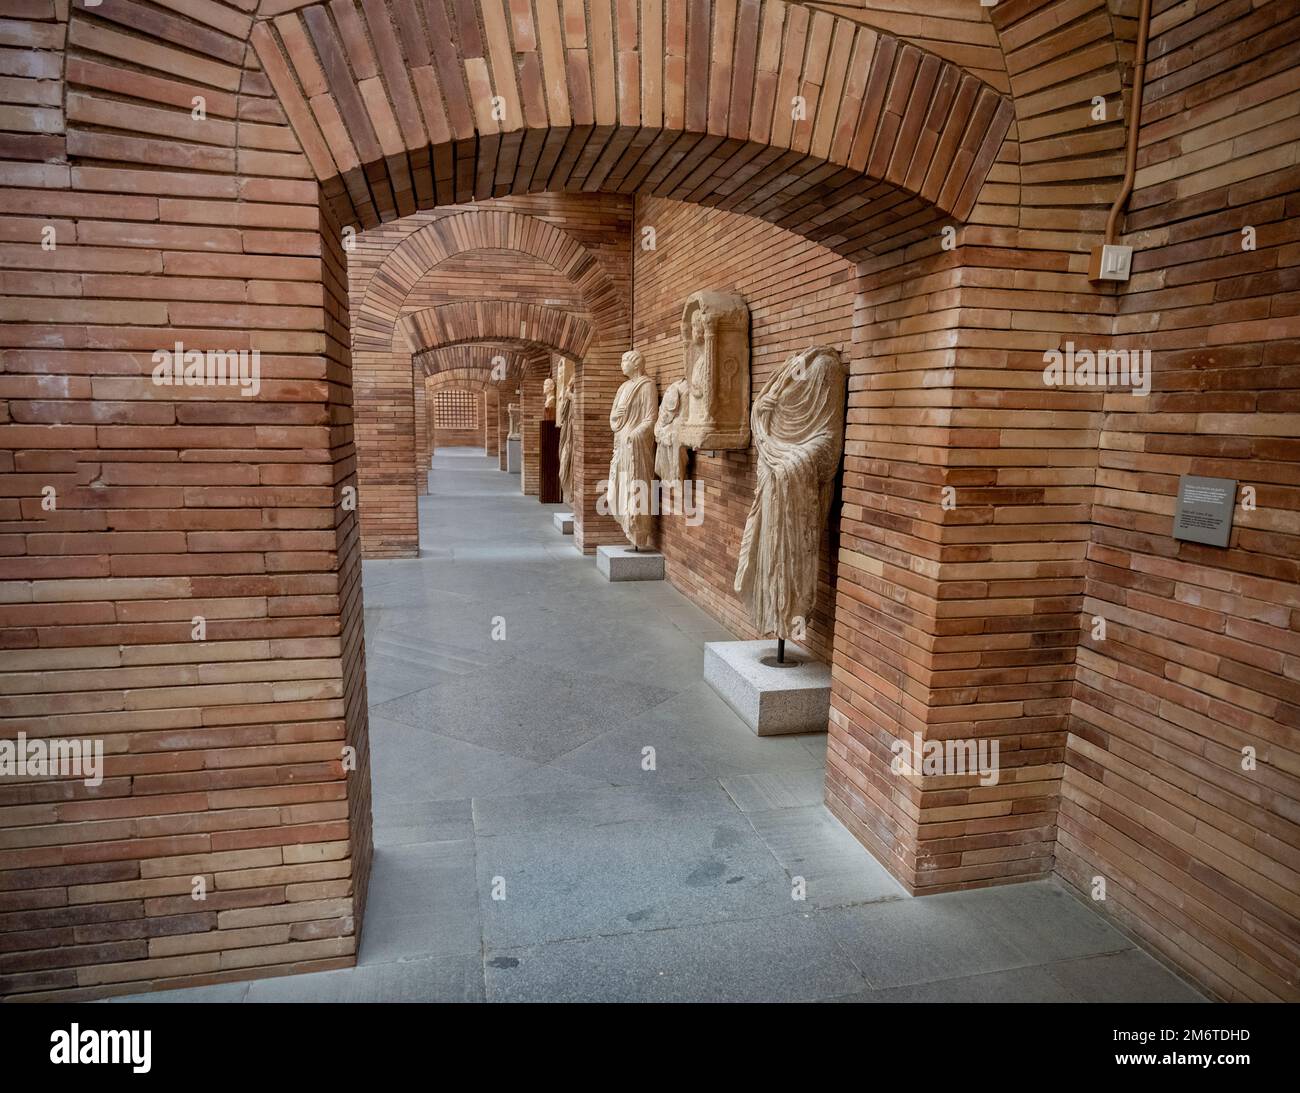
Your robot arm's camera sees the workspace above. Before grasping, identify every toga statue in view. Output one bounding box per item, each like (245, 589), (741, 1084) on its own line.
(557, 372), (575, 503)
(606, 349), (657, 550)
(507, 402), (521, 439)
(734, 345), (847, 641)
(654, 377), (690, 492)
(543, 376), (556, 420)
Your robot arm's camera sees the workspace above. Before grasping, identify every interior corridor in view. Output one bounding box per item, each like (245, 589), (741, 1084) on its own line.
(109, 449), (1205, 1004)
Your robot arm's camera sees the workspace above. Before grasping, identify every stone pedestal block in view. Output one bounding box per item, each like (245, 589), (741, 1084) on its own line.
(703, 640), (830, 736)
(596, 545), (665, 581)
(552, 511), (574, 534)
(506, 436), (521, 473)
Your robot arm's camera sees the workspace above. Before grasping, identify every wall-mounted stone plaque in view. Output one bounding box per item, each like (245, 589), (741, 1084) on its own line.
(678, 290), (750, 450)
(1173, 475), (1237, 547)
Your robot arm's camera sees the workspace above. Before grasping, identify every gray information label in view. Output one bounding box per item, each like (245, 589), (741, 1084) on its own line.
(1172, 475), (1237, 548)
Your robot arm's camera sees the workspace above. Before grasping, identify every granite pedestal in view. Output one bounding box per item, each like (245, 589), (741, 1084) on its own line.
(505, 436), (521, 473)
(703, 640), (831, 736)
(552, 512), (574, 534)
(596, 545), (664, 582)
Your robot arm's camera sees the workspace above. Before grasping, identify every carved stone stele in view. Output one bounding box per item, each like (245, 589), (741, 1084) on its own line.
(733, 346), (847, 641)
(606, 349), (657, 550)
(557, 370), (576, 503)
(654, 377), (690, 490)
(679, 290), (750, 450)
(507, 402), (521, 439)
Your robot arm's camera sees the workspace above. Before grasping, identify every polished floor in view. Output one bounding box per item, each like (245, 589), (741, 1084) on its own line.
(114, 448), (1204, 1003)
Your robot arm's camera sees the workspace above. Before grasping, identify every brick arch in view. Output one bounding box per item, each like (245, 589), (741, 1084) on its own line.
(417, 345), (532, 381)
(355, 209), (620, 352)
(251, 0), (1015, 261)
(400, 302), (595, 361)
(348, 205), (611, 556)
(425, 369), (494, 393)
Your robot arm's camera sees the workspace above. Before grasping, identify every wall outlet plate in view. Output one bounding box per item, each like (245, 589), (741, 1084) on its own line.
(1089, 243), (1133, 282)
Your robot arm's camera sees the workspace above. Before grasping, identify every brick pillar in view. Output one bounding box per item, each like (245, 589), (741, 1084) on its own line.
(520, 365), (545, 496)
(352, 344), (418, 557)
(434, 374), (444, 465)
(484, 387), (499, 456)
(413, 377), (428, 495)
(824, 229), (1089, 895)
(0, 32), (373, 992)
(497, 386), (515, 471)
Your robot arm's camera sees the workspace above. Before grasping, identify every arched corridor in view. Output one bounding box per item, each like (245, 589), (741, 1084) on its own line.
(108, 446), (1203, 1002)
(2, 0), (1297, 1012)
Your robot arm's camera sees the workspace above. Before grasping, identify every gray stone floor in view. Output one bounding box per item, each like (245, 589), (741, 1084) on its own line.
(113, 448), (1205, 1004)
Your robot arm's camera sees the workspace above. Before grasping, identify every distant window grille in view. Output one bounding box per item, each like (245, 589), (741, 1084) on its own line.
(435, 389), (478, 430)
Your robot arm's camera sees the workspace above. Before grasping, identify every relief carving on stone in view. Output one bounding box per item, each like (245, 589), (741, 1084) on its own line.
(733, 346), (847, 641)
(557, 366), (576, 504)
(653, 377), (690, 491)
(606, 349), (657, 550)
(679, 290), (750, 451)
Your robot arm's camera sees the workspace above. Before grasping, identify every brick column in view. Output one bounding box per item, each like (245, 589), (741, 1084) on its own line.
(352, 345), (418, 557)
(499, 384), (518, 472)
(520, 365), (545, 496)
(413, 377), (428, 495)
(484, 387), (499, 456)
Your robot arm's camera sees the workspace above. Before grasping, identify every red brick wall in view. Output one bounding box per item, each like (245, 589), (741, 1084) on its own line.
(632, 197), (854, 663)
(1054, 0), (1300, 1003)
(0, 10), (370, 999)
(431, 430), (483, 449)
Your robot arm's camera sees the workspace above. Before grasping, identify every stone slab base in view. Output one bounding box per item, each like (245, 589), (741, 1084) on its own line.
(552, 511), (574, 534)
(506, 437), (521, 473)
(703, 640), (831, 736)
(596, 545), (665, 581)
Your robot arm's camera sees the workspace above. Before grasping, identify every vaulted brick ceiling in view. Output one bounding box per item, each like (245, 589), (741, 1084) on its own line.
(353, 207), (619, 352)
(415, 343), (533, 381)
(251, 0), (1015, 258)
(400, 300), (596, 358)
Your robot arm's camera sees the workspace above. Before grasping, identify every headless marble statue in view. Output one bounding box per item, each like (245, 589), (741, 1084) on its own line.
(734, 346), (847, 643)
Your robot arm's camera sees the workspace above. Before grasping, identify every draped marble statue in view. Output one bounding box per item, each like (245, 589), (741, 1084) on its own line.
(654, 377), (690, 491)
(606, 349), (657, 550)
(543, 376), (556, 420)
(507, 402), (521, 439)
(679, 291), (750, 450)
(557, 371), (575, 503)
(734, 346), (847, 641)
